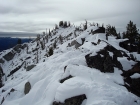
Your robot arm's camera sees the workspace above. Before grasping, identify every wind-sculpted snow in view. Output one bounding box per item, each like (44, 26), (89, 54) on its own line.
(0, 25), (140, 105)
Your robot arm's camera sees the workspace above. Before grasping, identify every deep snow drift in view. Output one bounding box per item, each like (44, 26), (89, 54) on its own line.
(0, 24), (140, 105)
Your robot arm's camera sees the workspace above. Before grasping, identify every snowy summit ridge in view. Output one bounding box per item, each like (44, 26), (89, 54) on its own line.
(0, 21), (140, 105)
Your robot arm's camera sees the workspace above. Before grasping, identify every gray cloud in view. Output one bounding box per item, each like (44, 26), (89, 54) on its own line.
(0, 0), (140, 37)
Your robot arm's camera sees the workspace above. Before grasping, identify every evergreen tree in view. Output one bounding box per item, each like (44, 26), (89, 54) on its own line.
(59, 35), (63, 44)
(83, 20), (87, 30)
(55, 24), (59, 29)
(106, 25), (117, 36)
(63, 21), (67, 28)
(68, 21), (71, 27)
(49, 29), (51, 38)
(59, 21), (63, 27)
(124, 20), (138, 43)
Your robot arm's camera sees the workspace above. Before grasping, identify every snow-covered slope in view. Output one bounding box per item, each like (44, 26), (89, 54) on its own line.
(0, 24), (140, 105)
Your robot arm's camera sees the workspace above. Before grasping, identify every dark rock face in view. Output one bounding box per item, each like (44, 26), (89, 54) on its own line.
(0, 58), (4, 64)
(81, 38), (85, 45)
(26, 65), (36, 71)
(70, 40), (81, 49)
(0, 66), (4, 88)
(119, 40), (137, 52)
(85, 45), (123, 73)
(24, 82), (31, 95)
(60, 75), (73, 83)
(1, 97), (4, 105)
(53, 94), (86, 105)
(22, 44), (27, 49)
(3, 51), (15, 61)
(122, 63), (140, 77)
(103, 55), (114, 73)
(122, 63), (140, 97)
(7, 62), (24, 77)
(13, 44), (22, 53)
(85, 54), (104, 72)
(92, 27), (105, 35)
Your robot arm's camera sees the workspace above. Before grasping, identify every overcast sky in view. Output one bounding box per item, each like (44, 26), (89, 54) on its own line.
(0, 0), (140, 37)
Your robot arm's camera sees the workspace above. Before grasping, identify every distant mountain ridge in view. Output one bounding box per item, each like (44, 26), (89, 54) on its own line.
(0, 37), (32, 52)
(0, 32), (36, 37)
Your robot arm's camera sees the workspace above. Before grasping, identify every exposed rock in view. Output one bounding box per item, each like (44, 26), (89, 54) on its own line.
(81, 38), (85, 45)
(103, 55), (114, 73)
(85, 54), (104, 72)
(53, 94), (86, 105)
(91, 42), (97, 45)
(3, 51), (15, 61)
(60, 75), (73, 83)
(119, 40), (137, 52)
(13, 44), (22, 53)
(122, 62), (140, 77)
(92, 27), (105, 35)
(22, 44), (27, 49)
(7, 62), (24, 77)
(85, 45), (124, 73)
(1, 97), (4, 105)
(10, 88), (15, 92)
(0, 65), (4, 88)
(24, 82), (31, 95)
(71, 40), (81, 49)
(113, 55), (123, 70)
(2, 89), (5, 93)
(105, 45), (123, 57)
(0, 65), (4, 75)
(0, 58), (4, 64)
(124, 77), (140, 97)
(122, 62), (140, 97)
(26, 65), (36, 71)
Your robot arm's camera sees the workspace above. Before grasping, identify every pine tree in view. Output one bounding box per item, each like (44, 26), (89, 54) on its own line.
(68, 21), (71, 27)
(59, 21), (63, 27)
(124, 20), (138, 43)
(59, 35), (63, 44)
(55, 24), (59, 29)
(63, 21), (67, 28)
(106, 25), (117, 36)
(49, 29), (51, 38)
(83, 20), (87, 30)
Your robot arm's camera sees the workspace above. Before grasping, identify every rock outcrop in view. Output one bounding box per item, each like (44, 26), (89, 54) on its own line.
(122, 62), (140, 97)
(119, 40), (138, 52)
(3, 51), (15, 61)
(70, 40), (81, 49)
(92, 27), (105, 35)
(85, 45), (123, 73)
(0, 66), (4, 88)
(24, 82), (31, 94)
(26, 65), (36, 71)
(0, 58), (4, 64)
(60, 75), (73, 83)
(53, 94), (86, 105)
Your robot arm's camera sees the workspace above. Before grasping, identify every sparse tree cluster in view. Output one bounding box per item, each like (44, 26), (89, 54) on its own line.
(123, 20), (139, 43)
(106, 25), (117, 36)
(59, 21), (71, 28)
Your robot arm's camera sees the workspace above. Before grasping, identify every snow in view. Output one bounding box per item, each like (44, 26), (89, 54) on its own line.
(0, 25), (140, 105)
(130, 73), (140, 79)
(118, 57), (136, 71)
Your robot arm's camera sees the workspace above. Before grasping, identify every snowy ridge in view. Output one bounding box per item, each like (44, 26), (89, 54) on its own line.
(0, 24), (140, 105)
